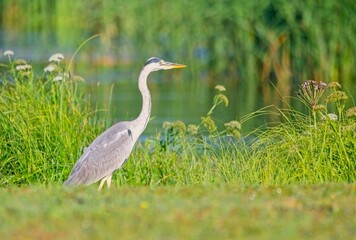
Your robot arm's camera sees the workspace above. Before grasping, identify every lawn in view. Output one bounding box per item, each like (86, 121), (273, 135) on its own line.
(0, 184), (354, 239)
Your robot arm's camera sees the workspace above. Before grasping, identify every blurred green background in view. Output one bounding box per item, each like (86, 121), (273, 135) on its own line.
(1, 0), (355, 134)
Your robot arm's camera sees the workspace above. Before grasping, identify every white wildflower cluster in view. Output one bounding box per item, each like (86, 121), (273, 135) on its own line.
(15, 62), (33, 76)
(14, 58), (33, 76)
(4, 50), (14, 56)
(321, 113), (338, 121)
(3, 50), (14, 63)
(44, 53), (67, 82)
(44, 53), (65, 73)
(49, 53), (64, 63)
(43, 52), (83, 82)
(44, 63), (57, 73)
(2, 49), (32, 76)
(52, 72), (69, 82)
(15, 64), (32, 71)
(327, 113), (338, 121)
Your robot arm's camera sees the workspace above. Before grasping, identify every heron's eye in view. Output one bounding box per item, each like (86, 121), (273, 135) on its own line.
(159, 60), (165, 65)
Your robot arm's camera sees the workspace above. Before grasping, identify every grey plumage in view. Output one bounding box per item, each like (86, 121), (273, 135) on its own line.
(63, 57), (186, 190)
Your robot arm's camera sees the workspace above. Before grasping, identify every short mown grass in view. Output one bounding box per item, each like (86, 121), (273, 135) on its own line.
(0, 184), (354, 239)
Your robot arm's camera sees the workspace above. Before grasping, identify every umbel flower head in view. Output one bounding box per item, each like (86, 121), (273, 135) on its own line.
(187, 124), (199, 135)
(49, 53), (64, 63)
(325, 91), (348, 103)
(328, 82), (341, 90)
(201, 116), (217, 133)
(224, 120), (241, 138)
(44, 63), (57, 73)
(4, 50), (14, 56)
(215, 85), (226, 92)
(298, 80), (328, 110)
(300, 80), (327, 91)
(345, 107), (356, 118)
(15, 64), (32, 71)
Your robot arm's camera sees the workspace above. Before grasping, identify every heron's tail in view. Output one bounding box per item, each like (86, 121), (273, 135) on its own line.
(62, 175), (79, 187)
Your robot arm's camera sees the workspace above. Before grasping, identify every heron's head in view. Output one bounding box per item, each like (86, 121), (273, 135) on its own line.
(144, 57), (186, 72)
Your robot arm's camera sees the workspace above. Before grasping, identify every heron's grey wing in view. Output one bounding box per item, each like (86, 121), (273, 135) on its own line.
(64, 123), (135, 186)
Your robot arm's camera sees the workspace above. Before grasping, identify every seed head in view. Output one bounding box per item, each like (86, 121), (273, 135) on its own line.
(346, 107), (356, 118)
(163, 121), (173, 130)
(298, 80), (328, 109)
(224, 120), (241, 131)
(325, 91), (348, 103)
(187, 124), (199, 135)
(328, 82), (341, 89)
(201, 116), (217, 133)
(215, 85), (226, 92)
(314, 104), (326, 112)
(172, 121), (186, 133)
(214, 94), (229, 107)
(224, 120), (241, 138)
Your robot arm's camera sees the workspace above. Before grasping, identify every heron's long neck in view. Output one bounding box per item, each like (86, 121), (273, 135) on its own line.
(133, 68), (151, 137)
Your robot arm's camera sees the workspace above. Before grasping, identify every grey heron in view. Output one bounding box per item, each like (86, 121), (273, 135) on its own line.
(63, 57), (186, 190)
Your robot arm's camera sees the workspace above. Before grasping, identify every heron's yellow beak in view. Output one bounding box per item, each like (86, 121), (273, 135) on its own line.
(170, 63), (187, 68)
(161, 61), (187, 69)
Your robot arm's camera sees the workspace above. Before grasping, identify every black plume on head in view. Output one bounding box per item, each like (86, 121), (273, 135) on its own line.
(145, 57), (162, 66)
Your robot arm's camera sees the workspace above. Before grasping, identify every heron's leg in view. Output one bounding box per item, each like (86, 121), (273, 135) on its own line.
(106, 175), (113, 189)
(98, 175), (110, 191)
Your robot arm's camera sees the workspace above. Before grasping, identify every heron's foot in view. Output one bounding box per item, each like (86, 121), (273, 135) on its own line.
(98, 174), (113, 191)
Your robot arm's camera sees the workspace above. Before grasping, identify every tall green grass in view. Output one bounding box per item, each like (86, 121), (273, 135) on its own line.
(0, 52), (107, 186)
(0, 52), (355, 186)
(116, 83), (355, 186)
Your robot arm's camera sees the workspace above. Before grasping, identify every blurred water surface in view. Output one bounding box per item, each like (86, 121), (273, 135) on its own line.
(1, 0), (355, 135)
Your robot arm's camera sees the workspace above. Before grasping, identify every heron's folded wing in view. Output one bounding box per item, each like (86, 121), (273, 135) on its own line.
(68, 125), (134, 185)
